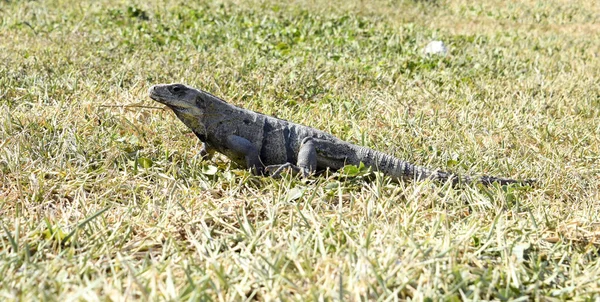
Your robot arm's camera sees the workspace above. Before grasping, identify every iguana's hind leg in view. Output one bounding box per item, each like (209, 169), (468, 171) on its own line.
(265, 137), (317, 178)
(225, 135), (264, 174)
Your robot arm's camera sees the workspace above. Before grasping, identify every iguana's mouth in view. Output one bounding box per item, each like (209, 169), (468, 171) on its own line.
(149, 93), (166, 102)
(148, 87), (171, 105)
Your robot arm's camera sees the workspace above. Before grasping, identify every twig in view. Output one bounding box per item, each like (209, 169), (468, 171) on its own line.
(21, 21), (39, 35)
(99, 104), (165, 110)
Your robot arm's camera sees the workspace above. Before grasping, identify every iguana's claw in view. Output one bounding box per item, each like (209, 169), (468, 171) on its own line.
(265, 163), (302, 178)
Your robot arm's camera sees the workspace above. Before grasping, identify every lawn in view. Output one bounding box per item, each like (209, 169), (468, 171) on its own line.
(1, 0), (599, 300)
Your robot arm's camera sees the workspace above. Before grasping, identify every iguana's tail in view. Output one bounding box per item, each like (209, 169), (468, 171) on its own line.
(355, 147), (533, 186)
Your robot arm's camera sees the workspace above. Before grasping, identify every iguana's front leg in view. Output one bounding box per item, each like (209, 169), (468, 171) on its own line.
(192, 130), (216, 160)
(198, 142), (215, 159)
(266, 137), (317, 177)
(225, 135), (264, 174)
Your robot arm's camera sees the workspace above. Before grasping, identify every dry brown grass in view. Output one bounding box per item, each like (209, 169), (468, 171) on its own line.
(1, 0), (599, 300)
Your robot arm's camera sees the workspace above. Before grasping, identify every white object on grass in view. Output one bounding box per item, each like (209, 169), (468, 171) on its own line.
(424, 40), (448, 55)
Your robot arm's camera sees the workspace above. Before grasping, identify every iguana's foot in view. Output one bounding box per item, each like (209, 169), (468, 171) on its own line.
(192, 149), (209, 161)
(265, 163), (311, 178)
(193, 142), (215, 161)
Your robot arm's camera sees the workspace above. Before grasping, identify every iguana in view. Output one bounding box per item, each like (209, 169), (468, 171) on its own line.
(149, 83), (532, 186)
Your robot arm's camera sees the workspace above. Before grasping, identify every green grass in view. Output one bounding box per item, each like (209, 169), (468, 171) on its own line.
(1, 0), (599, 300)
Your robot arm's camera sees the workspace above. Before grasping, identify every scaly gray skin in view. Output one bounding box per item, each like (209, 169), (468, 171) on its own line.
(149, 83), (532, 186)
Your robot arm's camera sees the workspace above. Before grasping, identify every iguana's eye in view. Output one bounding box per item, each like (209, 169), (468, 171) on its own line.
(172, 85), (182, 93)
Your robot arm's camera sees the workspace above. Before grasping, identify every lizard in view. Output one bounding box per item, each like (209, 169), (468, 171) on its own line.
(148, 83), (532, 186)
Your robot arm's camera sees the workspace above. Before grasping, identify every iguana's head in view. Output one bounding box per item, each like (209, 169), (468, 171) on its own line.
(149, 83), (209, 136)
(149, 83), (204, 113)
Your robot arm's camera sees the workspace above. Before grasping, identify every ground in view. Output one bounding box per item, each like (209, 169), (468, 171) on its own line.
(1, 0), (599, 300)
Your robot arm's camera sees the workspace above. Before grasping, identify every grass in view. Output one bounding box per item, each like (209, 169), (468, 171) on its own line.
(1, 0), (599, 300)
